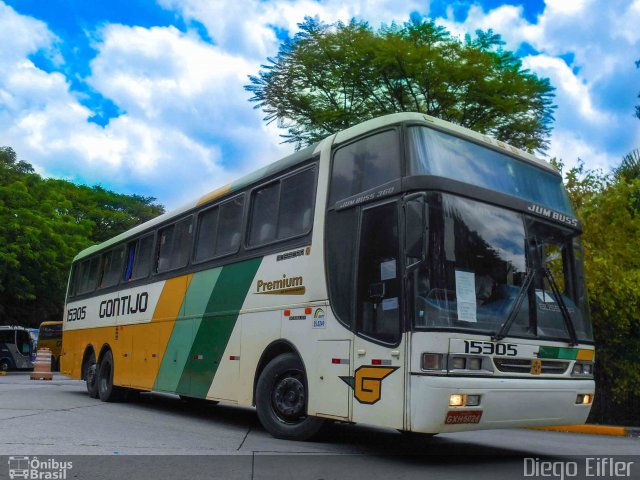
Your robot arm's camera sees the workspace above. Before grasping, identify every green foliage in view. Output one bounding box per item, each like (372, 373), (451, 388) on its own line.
(559, 156), (640, 423)
(247, 17), (555, 152)
(613, 148), (640, 182)
(0, 147), (164, 327)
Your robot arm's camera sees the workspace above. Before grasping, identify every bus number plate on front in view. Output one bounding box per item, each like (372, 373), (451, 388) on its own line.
(445, 410), (483, 425)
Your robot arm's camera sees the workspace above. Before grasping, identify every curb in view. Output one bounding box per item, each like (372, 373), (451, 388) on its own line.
(529, 425), (639, 437)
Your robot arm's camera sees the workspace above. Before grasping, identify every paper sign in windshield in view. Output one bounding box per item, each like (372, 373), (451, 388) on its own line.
(455, 270), (477, 323)
(382, 297), (398, 311)
(380, 260), (397, 281)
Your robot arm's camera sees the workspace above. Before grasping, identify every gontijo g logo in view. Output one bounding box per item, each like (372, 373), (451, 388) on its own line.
(340, 366), (398, 404)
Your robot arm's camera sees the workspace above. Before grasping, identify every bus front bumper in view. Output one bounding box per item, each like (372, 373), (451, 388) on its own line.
(410, 374), (594, 434)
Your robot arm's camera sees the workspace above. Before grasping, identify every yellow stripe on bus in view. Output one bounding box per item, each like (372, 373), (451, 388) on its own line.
(124, 274), (194, 390)
(196, 185), (232, 206)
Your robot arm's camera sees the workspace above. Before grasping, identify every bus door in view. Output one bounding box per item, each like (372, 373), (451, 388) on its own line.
(351, 202), (405, 429)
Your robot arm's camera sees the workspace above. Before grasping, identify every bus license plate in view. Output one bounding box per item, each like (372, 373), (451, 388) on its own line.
(445, 410), (483, 424)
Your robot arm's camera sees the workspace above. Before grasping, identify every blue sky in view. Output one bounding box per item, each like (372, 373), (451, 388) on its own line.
(1, 0), (639, 209)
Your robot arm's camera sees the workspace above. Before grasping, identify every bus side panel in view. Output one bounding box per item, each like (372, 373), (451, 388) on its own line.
(153, 259), (262, 398)
(61, 326), (115, 379)
(181, 260), (261, 399)
(205, 319), (242, 401)
(237, 310), (282, 406)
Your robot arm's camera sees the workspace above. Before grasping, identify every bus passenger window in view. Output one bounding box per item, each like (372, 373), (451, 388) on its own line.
(76, 256), (100, 294)
(172, 218), (193, 269)
(248, 167), (316, 247)
(215, 196), (244, 256)
(329, 130), (400, 205)
(100, 247), (125, 288)
(132, 234), (154, 279)
(157, 224), (175, 273)
(279, 169), (315, 238)
(195, 207), (218, 262)
(123, 242), (135, 281)
(157, 218), (192, 273)
(249, 183), (279, 245)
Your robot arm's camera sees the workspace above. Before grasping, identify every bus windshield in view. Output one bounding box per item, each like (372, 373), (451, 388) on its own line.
(411, 194), (593, 342)
(407, 126), (574, 216)
(39, 323), (62, 340)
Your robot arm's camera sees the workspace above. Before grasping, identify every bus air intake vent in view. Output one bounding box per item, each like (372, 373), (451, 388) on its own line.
(493, 358), (569, 375)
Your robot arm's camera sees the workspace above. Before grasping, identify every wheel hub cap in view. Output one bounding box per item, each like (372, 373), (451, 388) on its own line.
(273, 376), (305, 420)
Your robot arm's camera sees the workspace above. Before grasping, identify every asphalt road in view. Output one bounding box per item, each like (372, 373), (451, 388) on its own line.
(1, 372), (638, 479)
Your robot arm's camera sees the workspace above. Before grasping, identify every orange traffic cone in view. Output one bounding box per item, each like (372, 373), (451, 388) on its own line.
(31, 347), (53, 380)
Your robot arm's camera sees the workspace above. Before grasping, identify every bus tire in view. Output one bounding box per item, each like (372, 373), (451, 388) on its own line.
(84, 352), (99, 399)
(97, 350), (125, 402)
(0, 359), (10, 372)
(255, 353), (324, 440)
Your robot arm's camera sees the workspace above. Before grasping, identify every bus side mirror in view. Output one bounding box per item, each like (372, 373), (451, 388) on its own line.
(405, 195), (428, 268)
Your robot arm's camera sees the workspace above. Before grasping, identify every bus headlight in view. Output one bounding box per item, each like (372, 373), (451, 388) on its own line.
(422, 353), (445, 372)
(467, 358), (482, 370)
(448, 394), (482, 407)
(422, 353), (493, 374)
(572, 362), (594, 377)
(451, 357), (466, 370)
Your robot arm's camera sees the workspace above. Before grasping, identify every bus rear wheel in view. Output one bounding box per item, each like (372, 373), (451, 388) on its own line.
(97, 350), (125, 402)
(255, 353), (324, 440)
(84, 352), (99, 398)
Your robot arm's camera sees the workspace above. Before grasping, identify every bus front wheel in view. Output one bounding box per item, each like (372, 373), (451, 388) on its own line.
(97, 350), (125, 402)
(0, 359), (10, 372)
(255, 353), (324, 440)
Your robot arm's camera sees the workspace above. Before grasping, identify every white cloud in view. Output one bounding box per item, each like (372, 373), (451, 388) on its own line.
(0, 5), (291, 208)
(434, 0), (640, 169)
(549, 129), (620, 173)
(1, 0), (639, 209)
(158, 0), (424, 61)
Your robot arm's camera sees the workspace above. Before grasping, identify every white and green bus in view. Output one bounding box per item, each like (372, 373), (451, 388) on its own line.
(61, 113), (595, 440)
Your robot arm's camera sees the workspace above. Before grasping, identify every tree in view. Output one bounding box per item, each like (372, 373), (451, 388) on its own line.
(557, 158), (640, 425)
(247, 17), (555, 152)
(614, 148), (640, 181)
(0, 147), (164, 327)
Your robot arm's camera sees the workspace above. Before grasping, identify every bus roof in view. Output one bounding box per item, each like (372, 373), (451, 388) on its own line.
(0, 325), (30, 331)
(73, 112), (557, 262)
(333, 112), (557, 173)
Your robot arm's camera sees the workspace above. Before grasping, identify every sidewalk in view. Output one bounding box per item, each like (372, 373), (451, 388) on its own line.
(530, 425), (640, 437)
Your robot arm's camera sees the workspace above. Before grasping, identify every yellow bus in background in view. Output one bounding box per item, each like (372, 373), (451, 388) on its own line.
(38, 321), (63, 371)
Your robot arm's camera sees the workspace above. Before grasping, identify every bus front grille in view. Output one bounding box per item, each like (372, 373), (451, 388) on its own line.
(493, 358), (570, 375)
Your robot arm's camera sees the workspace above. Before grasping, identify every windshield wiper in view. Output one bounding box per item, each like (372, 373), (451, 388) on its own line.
(492, 269), (535, 342)
(541, 266), (579, 346)
(492, 264), (579, 346)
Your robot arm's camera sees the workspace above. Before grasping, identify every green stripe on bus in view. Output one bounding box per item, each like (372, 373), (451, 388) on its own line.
(177, 257), (262, 397)
(538, 346), (578, 360)
(153, 268), (222, 392)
